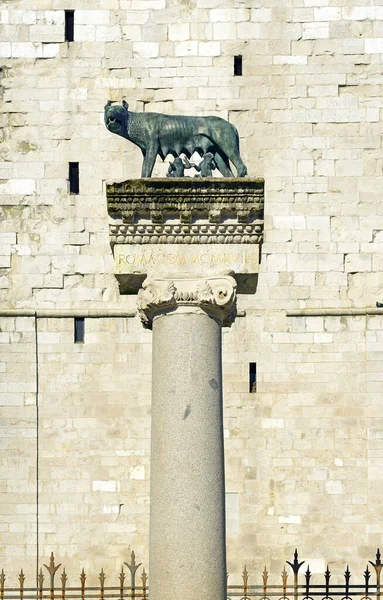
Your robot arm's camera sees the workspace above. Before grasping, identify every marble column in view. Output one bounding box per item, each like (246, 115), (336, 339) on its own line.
(137, 275), (237, 600)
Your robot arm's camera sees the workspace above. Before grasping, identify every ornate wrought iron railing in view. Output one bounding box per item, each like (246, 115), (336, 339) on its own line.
(1, 549), (382, 600)
(0, 552), (148, 600)
(227, 550), (383, 600)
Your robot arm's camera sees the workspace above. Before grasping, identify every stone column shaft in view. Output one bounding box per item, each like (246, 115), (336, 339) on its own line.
(138, 275), (237, 600)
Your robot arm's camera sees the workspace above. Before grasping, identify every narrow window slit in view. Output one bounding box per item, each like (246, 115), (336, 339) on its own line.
(74, 318), (85, 343)
(234, 55), (243, 77)
(249, 362), (256, 393)
(65, 10), (75, 42)
(69, 162), (79, 194)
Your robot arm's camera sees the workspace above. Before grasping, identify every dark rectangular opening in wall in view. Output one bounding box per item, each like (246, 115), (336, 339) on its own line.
(234, 55), (243, 76)
(249, 362), (256, 393)
(69, 162), (79, 194)
(74, 318), (85, 343)
(65, 10), (75, 42)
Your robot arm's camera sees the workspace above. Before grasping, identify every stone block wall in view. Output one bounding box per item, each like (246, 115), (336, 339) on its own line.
(1, 0), (383, 581)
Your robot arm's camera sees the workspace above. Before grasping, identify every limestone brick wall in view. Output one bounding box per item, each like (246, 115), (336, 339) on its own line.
(0, 317), (37, 579)
(1, 0), (383, 583)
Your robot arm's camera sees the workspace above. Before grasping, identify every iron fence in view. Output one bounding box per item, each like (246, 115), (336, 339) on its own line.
(1, 549), (382, 600)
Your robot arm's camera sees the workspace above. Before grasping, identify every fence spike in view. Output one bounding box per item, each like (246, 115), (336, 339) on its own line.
(38, 568), (44, 600)
(287, 550), (303, 600)
(344, 566), (351, 583)
(281, 566), (288, 598)
(141, 569), (148, 588)
(18, 569), (25, 600)
(124, 551), (142, 591)
(124, 551), (142, 573)
(119, 566), (126, 588)
(99, 568), (106, 587)
(0, 569), (5, 600)
(80, 568), (86, 600)
(44, 553), (61, 578)
(287, 549), (305, 575)
(324, 565), (331, 598)
(142, 568), (148, 600)
(61, 569), (67, 588)
(18, 570), (25, 588)
(369, 548), (382, 600)
(305, 565), (311, 598)
(344, 565), (351, 599)
(61, 568), (67, 600)
(365, 565), (371, 595)
(99, 568), (106, 600)
(242, 565), (248, 587)
(370, 549), (383, 572)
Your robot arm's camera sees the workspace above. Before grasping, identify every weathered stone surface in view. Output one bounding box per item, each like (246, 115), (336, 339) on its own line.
(1, 0), (383, 581)
(108, 179), (263, 293)
(106, 178), (264, 224)
(137, 274), (237, 328)
(149, 291), (229, 600)
(115, 244), (259, 274)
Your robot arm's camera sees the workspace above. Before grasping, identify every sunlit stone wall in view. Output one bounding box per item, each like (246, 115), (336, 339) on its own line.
(1, 0), (383, 582)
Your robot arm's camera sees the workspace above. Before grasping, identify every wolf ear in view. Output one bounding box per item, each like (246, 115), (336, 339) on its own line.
(122, 100), (129, 111)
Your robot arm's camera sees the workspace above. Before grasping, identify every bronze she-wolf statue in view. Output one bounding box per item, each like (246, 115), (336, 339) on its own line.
(104, 100), (248, 178)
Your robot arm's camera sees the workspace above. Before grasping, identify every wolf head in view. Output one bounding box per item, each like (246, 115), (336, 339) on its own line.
(104, 100), (129, 138)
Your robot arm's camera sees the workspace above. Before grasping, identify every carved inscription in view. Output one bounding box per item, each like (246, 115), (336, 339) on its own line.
(114, 244), (258, 275)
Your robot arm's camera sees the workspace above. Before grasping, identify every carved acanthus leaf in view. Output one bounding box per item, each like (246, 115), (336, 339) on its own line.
(137, 276), (237, 329)
(137, 279), (177, 328)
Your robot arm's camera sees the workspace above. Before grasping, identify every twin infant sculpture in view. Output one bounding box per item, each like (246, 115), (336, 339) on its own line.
(104, 100), (248, 178)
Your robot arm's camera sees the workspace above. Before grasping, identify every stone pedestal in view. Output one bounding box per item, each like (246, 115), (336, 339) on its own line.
(138, 275), (236, 600)
(106, 178), (264, 600)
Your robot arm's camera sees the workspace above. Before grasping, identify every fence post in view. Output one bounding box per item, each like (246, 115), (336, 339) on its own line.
(80, 568), (86, 600)
(324, 566), (331, 599)
(99, 569), (106, 600)
(0, 569), (5, 600)
(61, 569), (67, 600)
(44, 553), (61, 600)
(344, 566), (351, 599)
(281, 567), (288, 599)
(242, 566), (249, 600)
(304, 566), (311, 599)
(364, 565), (371, 597)
(287, 549), (305, 600)
(370, 549), (382, 600)
(18, 570), (25, 600)
(125, 551), (141, 600)
(262, 567), (268, 598)
(141, 569), (148, 600)
(119, 567), (126, 600)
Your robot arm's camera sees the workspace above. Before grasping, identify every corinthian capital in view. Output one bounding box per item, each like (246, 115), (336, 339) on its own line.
(137, 275), (237, 329)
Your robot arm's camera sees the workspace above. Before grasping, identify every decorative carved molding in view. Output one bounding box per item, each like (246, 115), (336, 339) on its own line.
(107, 179), (264, 246)
(109, 222), (263, 245)
(137, 275), (237, 329)
(107, 178), (264, 246)
(107, 178), (264, 212)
